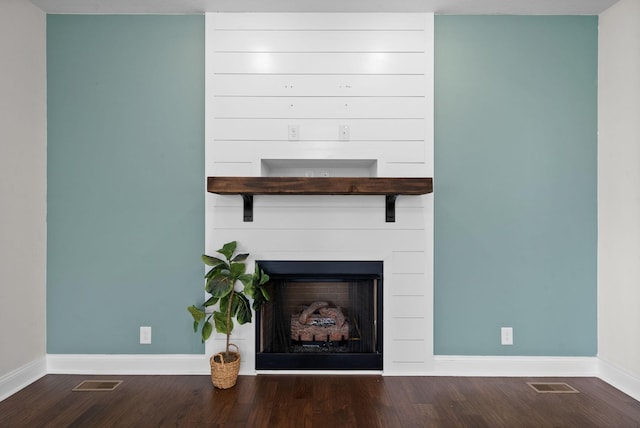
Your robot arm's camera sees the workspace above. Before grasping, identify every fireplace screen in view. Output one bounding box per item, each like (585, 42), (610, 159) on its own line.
(256, 261), (383, 370)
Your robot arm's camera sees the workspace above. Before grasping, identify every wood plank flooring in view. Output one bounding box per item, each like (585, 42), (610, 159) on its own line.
(1, 375), (639, 427)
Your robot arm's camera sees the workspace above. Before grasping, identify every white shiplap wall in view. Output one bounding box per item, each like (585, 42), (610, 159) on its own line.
(205, 13), (434, 374)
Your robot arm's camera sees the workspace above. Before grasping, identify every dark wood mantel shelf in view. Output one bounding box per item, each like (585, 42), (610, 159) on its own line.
(207, 176), (433, 222)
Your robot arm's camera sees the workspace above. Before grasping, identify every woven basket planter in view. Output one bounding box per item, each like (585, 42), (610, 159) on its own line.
(210, 343), (240, 389)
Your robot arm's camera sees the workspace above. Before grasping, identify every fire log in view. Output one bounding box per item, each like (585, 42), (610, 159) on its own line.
(298, 301), (329, 324)
(318, 307), (346, 327)
(291, 303), (349, 342)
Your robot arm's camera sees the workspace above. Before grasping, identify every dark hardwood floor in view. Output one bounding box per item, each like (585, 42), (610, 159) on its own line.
(1, 375), (639, 427)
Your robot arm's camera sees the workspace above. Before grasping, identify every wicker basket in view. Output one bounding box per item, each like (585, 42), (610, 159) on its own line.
(210, 343), (240, 389)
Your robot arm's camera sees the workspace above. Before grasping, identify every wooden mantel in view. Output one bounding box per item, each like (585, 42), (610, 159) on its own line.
(207, 176), (433, 222)
(207, 177), (432, 195)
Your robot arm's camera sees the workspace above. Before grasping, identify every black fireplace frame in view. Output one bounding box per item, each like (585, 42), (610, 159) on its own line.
(255, 260), (383, 370)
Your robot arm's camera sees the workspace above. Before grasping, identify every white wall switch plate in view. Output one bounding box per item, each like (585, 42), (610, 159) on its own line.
(339, 125), (350, 141)
(288, 125), (300, 141)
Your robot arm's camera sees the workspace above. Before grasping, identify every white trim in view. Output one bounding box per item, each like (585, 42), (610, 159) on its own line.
(0, 357), (47, 402)
(46, 354), (210, 375)
(598, 358), (640, 402)
(431, 356), (599, 377)
(44, 354), (599, 377)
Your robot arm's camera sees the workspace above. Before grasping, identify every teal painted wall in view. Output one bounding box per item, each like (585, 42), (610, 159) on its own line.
(434, 16), (598, 355)
(47, 15), (205, 353)
(46, 14), (598, 357)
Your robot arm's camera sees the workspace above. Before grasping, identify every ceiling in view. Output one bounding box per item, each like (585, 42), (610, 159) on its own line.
(31, 0), (619, 15)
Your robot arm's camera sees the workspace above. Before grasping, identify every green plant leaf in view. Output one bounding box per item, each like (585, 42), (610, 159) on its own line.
(208, 274), (234, 299)
(202, 255), (226, 268)
(229, 262), (246, 278)
(205, 264), (227, 280)
(238, 273), (253, 289)
(235, 293), (252, 325)
(250, 267), (269, 287)
(243, 282), (255, 299)
(187, 305), (205, 323)
(251, 285), (270, 311)
(258, 270), (270, 285)
(217, 241), (237, 261)
(245, 267), (270, 311)
(213, 310), (233, 335)
(203, 295), (219, 307)
(232, 253), (249, 263)
(204, 277), (213, 293)
(228, 292), (240, 316)
(205, 265), (229, 293)
(202, 318), (213, 342)
(218, 294), (230, 316)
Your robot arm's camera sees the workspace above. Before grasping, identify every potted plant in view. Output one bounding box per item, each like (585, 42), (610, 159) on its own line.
(187, 241), (270, 389)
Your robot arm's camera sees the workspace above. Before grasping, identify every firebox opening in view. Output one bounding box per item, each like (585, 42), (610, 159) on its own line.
(256, 261), (383, 370)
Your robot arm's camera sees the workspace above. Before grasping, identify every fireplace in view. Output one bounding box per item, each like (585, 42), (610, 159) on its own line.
(255, 260), (383, 370)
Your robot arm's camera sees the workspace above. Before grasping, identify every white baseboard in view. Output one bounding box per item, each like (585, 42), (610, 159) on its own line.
(46, 354), (599, 377)
(47, 354), (210, 375)
(431, 355), (599, 377)
(598, 358), (640, 402)
(0, 357), (47, 402)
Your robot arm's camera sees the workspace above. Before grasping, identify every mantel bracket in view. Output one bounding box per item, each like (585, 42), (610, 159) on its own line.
(241, 194), (398, 222)
(242, 194), (253, 222)
(385, 194), (398, 223)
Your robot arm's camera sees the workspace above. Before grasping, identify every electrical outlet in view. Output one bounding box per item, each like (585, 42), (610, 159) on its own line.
(501, 327), (513, 345)
(338, 125), (350, 141)
(140, 326), (152, 344)
(288, 125), (300, 141)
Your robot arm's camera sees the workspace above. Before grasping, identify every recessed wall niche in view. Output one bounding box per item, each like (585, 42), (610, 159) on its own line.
(260, 159), (378, 178)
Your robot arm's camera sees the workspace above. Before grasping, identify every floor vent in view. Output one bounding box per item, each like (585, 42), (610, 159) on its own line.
(73, 380), (123, 392)
(527, 382), (579, 394)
